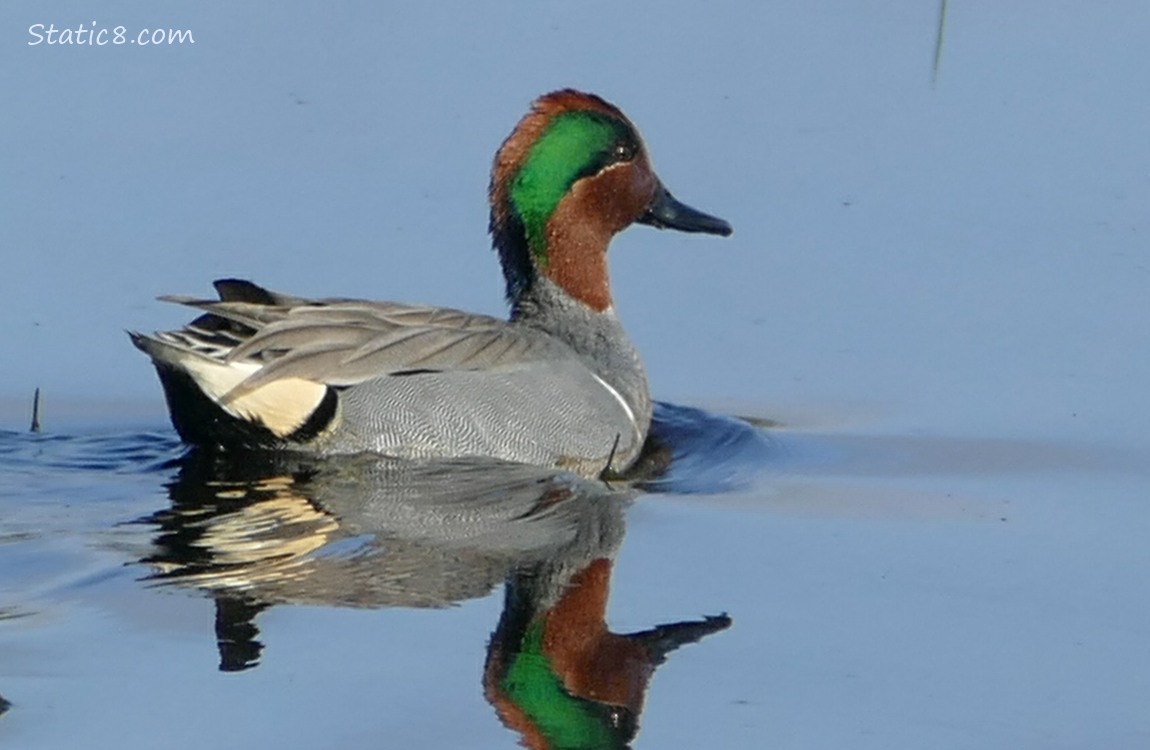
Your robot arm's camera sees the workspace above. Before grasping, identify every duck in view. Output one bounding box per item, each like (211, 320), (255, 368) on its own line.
(130, 89), (732, 477)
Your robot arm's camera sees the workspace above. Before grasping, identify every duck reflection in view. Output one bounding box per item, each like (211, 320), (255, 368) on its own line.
(139, 448), (730, 744)
(487, 557), (729, 748)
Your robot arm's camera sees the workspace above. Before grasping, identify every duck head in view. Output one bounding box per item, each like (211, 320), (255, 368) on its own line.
(490, 89), (732, 314)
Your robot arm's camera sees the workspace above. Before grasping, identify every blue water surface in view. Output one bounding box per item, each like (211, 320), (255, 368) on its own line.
(2, 0), (1149, 747)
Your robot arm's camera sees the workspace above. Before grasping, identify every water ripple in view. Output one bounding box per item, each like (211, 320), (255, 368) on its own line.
(0, 403), (776, 495)
(0, 429), (185, 476)
(642, 401), (777, 494)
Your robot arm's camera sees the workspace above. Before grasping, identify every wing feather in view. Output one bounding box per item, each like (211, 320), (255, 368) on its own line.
(152, 281), (568, 403)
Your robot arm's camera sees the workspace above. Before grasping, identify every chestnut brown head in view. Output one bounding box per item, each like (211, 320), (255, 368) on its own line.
(490, 90), (731, 312)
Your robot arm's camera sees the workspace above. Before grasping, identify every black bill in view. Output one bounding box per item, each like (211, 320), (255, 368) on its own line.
(637, 183), (732, 236)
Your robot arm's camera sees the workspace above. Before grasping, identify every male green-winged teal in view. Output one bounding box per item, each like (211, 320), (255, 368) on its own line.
(131, 89), (732, 476)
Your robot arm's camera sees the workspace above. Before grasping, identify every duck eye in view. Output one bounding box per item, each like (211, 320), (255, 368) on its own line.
(613, 141), (636, 162)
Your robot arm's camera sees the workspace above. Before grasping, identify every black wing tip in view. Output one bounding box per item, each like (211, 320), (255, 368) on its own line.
(213, 279), (277, 305)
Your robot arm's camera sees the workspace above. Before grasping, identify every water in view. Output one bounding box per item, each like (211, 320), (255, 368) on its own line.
(4, 0), (1150, 747)
(0, 404), (764, 747)
(2, 402), (1147, 748)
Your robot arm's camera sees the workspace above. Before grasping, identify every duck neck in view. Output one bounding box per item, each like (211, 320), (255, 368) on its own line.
(493, 208), (648, 426)
(511, 274), (652, 437)
(495, 209), (614, 317)
(510, 272), (615, 330)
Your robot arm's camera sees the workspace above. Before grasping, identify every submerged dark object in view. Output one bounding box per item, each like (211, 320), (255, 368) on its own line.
(29, 387), (41, 433)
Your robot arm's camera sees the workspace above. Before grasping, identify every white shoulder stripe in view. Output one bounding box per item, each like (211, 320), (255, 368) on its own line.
(589, 372), (637, 428)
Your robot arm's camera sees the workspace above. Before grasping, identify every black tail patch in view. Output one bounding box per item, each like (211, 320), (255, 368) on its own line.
(153, 362), (280, 448)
